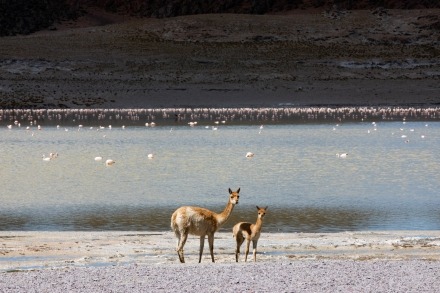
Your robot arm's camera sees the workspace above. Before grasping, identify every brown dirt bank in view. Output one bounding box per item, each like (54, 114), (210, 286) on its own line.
(0, 9), (439, 109)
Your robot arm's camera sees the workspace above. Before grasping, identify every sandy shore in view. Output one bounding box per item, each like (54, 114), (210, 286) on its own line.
(1, 231), (440, 292)
(1, 231), (440, 271)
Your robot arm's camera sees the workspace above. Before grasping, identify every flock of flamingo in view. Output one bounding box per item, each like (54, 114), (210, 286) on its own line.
(3, 106), (437, 167)
(0, 106), (439, 127)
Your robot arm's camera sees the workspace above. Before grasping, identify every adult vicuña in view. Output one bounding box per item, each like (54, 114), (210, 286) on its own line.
(171, 188), (240, 263)
(233, 206), (267, 262)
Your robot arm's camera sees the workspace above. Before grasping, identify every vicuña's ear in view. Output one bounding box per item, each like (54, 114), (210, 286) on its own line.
(256, 206), (260, 210)
(229, 188), (232, 194)
(237, 188), (240, 193)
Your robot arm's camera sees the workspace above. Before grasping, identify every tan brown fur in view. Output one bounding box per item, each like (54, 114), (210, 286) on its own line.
(233, 206), (267, 262)
(171, 188), (240, 263)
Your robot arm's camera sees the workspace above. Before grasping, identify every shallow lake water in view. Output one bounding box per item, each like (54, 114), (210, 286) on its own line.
(0, 120), (439, 232)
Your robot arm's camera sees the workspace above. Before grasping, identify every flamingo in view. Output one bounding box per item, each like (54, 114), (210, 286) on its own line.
(336, 153), (348, 158)
(105, 159), (115, 166)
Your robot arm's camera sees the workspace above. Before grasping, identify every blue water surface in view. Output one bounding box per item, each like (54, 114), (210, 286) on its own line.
(0, 121), (439, 232)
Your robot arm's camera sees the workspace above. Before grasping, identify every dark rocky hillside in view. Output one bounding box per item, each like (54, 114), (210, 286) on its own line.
(88, 0), (440, 16)
(0, 0), (82, 36)
(1, 0), (439, 36)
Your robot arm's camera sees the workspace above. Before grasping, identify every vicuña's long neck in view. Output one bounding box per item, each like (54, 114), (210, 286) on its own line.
(254, 217), (264, 232)
(216, 201), (235, 226)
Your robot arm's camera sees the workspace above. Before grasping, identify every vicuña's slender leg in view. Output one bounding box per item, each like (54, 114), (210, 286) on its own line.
(208, 233), (215, 262)
(199, 235), (205, 263)
(245, 239), (251, 262)
(177, 231), (188, 263)
(252, 240), (258, 262)
(235, 235), (244, 262)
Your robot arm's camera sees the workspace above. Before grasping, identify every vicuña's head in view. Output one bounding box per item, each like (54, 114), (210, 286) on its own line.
(228, 188), (240, 205)
(256, 206), (268, 219)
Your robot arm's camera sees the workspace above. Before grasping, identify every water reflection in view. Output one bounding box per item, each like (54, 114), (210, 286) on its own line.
(0, 215), (30, 230)
(227, 206), (379, 233)
(68, 207), (170, 231)
(0, 206), (381, 233)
